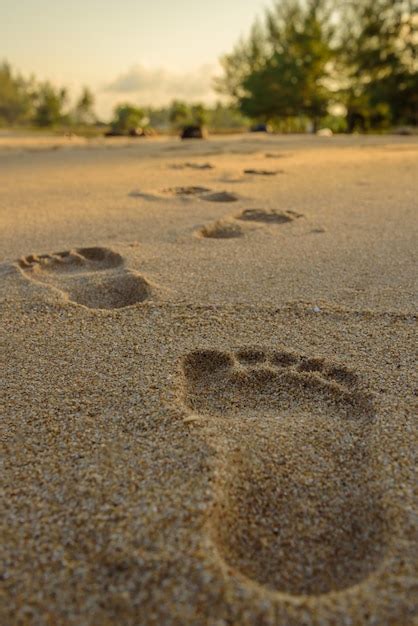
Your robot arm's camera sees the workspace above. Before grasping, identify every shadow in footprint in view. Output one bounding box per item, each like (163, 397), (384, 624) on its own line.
(164, 186), (211, 197)
(236, 208), (303, 224)
(18, 247), (151, 309)
(202, 191), (239, 203)
(179, 348), (387, 597)
(129, 190), (162, 201)
(244, 169), (283, 176)
(169, 162), (214, 170)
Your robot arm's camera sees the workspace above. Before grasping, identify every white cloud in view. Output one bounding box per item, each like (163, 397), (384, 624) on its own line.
(103, 64), (217, 103)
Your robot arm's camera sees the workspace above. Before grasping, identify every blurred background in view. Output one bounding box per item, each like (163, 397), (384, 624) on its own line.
(0, 0), (417, 136)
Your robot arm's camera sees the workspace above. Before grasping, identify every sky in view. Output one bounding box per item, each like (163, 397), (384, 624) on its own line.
(1, 0), (269, 119)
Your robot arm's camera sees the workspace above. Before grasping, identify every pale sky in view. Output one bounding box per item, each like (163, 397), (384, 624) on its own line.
(1, 0), (269, 119)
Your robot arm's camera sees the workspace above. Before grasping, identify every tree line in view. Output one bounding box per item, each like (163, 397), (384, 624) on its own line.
(217, 0), (417, 132)
(0, 63), (249, 134)
(0, 62), (247, 133)
(0, 64), (96, 127)
(108, 101), (247, 135)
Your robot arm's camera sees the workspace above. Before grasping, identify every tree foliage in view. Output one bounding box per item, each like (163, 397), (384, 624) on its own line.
(33, 83), (68, 127)
(0, 63), (97, 128)
(217, 0), (418, 130)
(168, 100), (209, 129)
(0, 62), (35, 125)
(340, 0), (418, 130)
(217, 0), (335, 129)
(110, 103), (145, 133)
(74, 87), (96, 124)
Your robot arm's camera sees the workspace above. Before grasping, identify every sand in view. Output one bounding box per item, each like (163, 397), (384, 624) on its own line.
(0, 133), (417, 626)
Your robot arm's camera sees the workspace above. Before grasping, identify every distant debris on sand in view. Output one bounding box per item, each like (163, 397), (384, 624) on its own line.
(392, 127), (417, 136)
(181, 125), (208, 140)
(250, 123), (271, 133)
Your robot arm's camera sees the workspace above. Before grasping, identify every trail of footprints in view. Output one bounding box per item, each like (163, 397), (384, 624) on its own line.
(130, 157), (301, 240)
(180, 348), (386, 596)
(18, 247), (151, 309)
(14, 159), (386, 601)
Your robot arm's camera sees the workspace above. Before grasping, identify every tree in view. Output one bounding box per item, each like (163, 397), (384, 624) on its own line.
(74, 87), (96, 124)
(34, 82), (68, 126)
(110, 103), (145, 134)
(0, 62), (34, 125)
(207, 102), (249, 130)
(340, 0), (418, 130)
(190, 104), (209, 126)
(215, 20), (268, 101)
(169, 100), (191, 128)
(217, 0), (335, 130)
(168, 100), (209, 130)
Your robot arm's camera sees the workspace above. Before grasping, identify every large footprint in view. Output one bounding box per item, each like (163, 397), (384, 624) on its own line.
(17, 247), (151, 309)
(179, 348), (386, 596)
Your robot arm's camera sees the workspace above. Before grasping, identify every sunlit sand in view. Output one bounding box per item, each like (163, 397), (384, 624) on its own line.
(1, 133), (416, 625)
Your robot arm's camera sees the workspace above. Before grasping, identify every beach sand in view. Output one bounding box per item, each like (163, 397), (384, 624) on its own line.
(0, 134), (417, 625)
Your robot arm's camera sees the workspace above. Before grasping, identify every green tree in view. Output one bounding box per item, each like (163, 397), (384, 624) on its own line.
(340, 0), (418, 130)
(207, 103), (249, 131)
(34, 82), (68, 127)
(215, 20), (267, 101)
(145, 106), (171, 129)
(74, 86), (96, 124)
(110, 103), (145, 134)
(217, 0), (335, 131)
(0, 62), (34, 125)
(168, 100), (209, 130)
(169, 100), (191, 128)
(190, 103), (209, 126)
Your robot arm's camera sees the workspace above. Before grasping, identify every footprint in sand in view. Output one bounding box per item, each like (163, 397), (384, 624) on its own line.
(236, 208), (303, 224)
(244, 168), (283, 176)
(169, 162), (214, 170)
(197, 220), (244, 239)
(17, 247), (151, 309)
(265, 152), (289, 159)
(202, 191), (239, 203)
(164, 187), (239, 203)
(179, 349), (386, 596)
(164, 186), (211, 197)
(198, 208), (303, 239)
